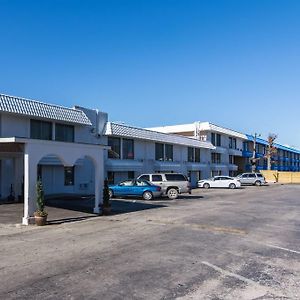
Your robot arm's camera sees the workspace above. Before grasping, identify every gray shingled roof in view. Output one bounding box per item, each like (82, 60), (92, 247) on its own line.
(0, 94), (91, 125)
(104, 122), (215, 149)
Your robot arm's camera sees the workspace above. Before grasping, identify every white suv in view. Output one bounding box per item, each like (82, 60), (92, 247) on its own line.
(137, 173), (191, 199)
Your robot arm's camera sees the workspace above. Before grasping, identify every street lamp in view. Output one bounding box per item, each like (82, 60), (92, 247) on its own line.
(251, 133), (261, 172)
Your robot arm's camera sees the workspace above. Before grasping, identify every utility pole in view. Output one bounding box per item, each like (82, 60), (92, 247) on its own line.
(251, 133), (261, 173)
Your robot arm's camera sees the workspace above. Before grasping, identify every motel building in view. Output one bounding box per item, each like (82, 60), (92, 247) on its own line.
(148, 122), (248, 177)
(2, 93), (300, 224)
(103, 122), (215, 187)
(148, 122), (300, 175)
(0, 94), (108, 225)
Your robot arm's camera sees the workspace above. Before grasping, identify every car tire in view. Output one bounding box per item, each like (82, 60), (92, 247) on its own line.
(108, 189), (114, 198)
(254, 180), (262, 186)
(143, 191), (153, 200)
(203, 183), (210, 189)
(167, 188), (178, 199)
(229, 183), (236, 189)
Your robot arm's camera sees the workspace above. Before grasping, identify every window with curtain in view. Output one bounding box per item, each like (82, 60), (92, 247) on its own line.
(108, 137), (121, 159)
(30, 119), (52, 140)
(155, 143), (164, 161)
(55, 123), (74, 142)
(122, 139), (134, 159)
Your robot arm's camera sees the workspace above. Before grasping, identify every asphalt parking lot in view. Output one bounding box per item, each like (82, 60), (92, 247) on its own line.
(0, 184), (299, 299)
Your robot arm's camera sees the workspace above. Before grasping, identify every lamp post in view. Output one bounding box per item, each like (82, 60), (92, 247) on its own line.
(251, 133), (261, 172)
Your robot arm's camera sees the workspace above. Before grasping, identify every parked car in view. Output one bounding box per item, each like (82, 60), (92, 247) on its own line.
(108, 179), (162, 200)
(136, 173), (191, 199)
(236, 173), (266, 186)
(198, 176), (241, 189)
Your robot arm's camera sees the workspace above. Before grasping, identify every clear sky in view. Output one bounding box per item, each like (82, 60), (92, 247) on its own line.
(1, 0), (300, 147)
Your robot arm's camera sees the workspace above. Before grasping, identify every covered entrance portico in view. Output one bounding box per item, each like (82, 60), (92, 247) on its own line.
(0, 137), (107, 225)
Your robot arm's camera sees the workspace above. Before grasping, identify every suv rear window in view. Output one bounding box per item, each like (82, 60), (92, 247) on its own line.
(248, 174), (256, 178)
(257, 174), (263, 177)
(139, 175), (150, 181)
(165, 174), (187, 181)
(152, 174), (162, 182)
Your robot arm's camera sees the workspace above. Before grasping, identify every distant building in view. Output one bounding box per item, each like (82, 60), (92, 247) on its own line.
(148, 122), (300, 175)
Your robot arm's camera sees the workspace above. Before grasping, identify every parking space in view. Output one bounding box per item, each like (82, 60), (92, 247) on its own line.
(0, 184), (299, 299)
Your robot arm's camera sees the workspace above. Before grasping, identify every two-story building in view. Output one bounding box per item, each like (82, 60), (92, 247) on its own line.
(103, 122), (215, 187)
(148, 122), (247, 177)
(0, 94), (108, 224)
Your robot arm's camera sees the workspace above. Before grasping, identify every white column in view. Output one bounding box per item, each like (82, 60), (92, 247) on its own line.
(22, 146), (38, 225)
(93, 155), (104, 214)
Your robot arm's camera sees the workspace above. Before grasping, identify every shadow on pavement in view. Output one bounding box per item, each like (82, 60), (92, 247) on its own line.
(47, 215), (98, 225)
(46, 196), (167, 216)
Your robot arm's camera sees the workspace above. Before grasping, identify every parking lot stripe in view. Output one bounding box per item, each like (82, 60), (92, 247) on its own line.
(264, 244), (300, 255)
(201, 261), (265, 287)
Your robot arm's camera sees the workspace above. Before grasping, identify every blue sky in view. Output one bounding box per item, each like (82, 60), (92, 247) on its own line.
(1, 0), (300, 147)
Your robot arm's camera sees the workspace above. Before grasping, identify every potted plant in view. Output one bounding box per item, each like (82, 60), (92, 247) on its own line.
(34, 179), (48, 226)
(102, 179), (111, 215)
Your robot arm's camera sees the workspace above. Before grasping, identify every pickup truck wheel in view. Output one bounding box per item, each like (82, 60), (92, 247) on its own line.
(254, 180), (262, 186)
(167, 188), (178, 199)
(108, 189), (114, 198)
(143, 191), (153, 200)
(203, 183), (210, 189)
(229, 183), (236, 189)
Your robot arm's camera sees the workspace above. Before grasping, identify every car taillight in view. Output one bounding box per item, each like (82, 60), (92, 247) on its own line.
(156, 187), (161, 191)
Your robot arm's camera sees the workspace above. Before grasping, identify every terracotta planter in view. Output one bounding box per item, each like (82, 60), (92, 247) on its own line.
(102, 206), (111, 215)
(34, 215), (48, 226)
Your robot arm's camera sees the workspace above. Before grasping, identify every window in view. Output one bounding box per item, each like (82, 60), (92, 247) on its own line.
(232, 138), (236, 149)
(155, 143), (173, 161)
(211, 153), (221, 164)
(165, 174), (187, 181)
(243, 142), (249, 151)
(188, 147), (201, 162)
(229, 137), (233, 149)
(136, 180), (149, 186)
(165, 144), (173, 161)
(108, 137), (121, 159)
(248, 174), (256, 178)
(211, 133), (221, 146)
(120, 180), (134, 186)
(195, 148), (200, 162)
(123, 139), (134, 159)
(55, 123), (74, 142)
(128, 171), (135, 179)
(188, 147), (194, 162)
(211, 133), (216, 146)
(155, 143), (164, 161)
(152, 174), (162, 182)
(229, 155), (234, 164)
(139, 175), (150, 181)
(64, 167), (74, 186)
(30, 119), (52, 140)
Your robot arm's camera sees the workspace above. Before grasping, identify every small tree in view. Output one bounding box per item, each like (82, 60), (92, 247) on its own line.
(266, 133), (278, 170)
(35, 179), (47, 217)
